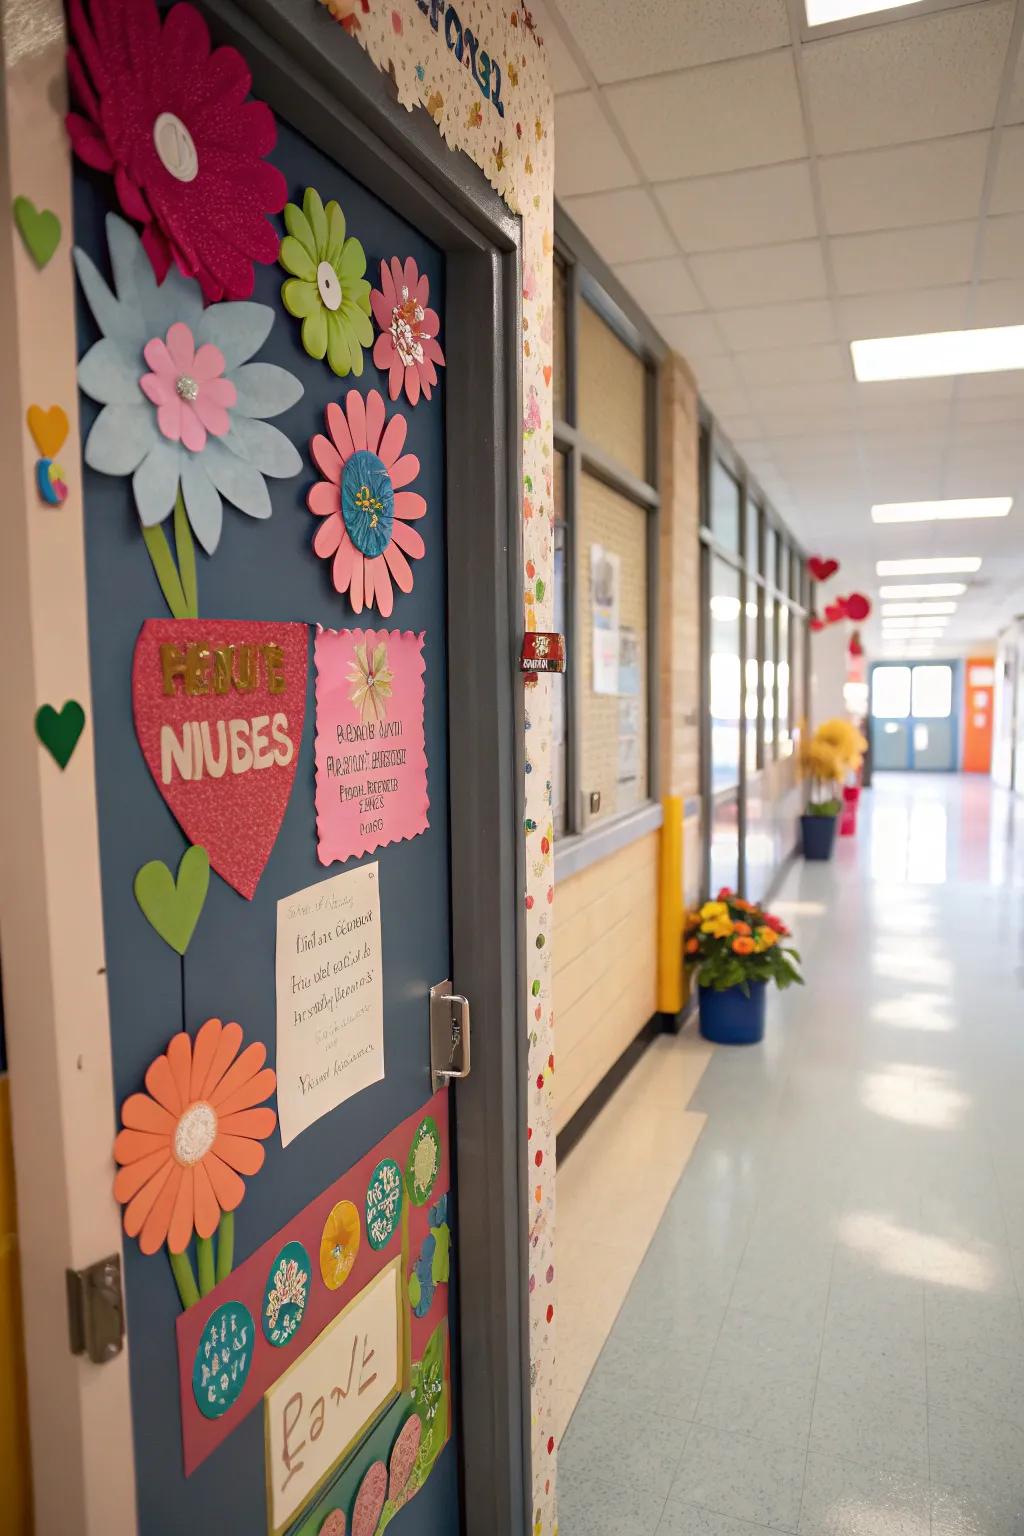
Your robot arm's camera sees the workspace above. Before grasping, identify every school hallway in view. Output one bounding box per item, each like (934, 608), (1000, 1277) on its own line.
(558, 772), (1024, 1536)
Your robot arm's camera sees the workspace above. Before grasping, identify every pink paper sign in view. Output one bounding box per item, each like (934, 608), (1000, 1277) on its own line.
(314, 628), (428, 865)
(132, 619), (308, 899)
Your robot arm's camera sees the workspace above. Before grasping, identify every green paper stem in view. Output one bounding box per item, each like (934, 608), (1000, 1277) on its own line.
(168, 1246), (200, 1310)
(196, 1234), (215, 1298)
(216, 1211), (234, 1284)
(142, 522), (189, 619)
(173, 489), (198, 618)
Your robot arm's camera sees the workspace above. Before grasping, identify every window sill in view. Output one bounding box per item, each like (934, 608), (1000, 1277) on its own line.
(554, 801), (664, 882)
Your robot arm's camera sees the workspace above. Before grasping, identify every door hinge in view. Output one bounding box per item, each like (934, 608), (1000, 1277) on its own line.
(430, 978), (471, 1092)
(66, 1254), (125, 1364)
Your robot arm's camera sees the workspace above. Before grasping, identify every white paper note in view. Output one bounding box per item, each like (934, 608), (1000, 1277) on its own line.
(275, 863), (384, 1147)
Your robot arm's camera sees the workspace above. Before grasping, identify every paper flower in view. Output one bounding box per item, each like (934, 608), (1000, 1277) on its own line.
(66, 0), (286, 300)
(280, 188), (372, 376)
(371, 257), (445, 406)
(307, 388), (426, 617)
(75, 214), (303, 555)
(348, 639), (393, 725)
(113, 1017), (277, 1256)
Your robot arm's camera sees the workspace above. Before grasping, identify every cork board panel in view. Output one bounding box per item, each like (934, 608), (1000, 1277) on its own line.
(577, 301), (647, 481)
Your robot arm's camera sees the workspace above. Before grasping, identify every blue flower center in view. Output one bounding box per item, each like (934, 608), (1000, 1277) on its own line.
(342, 449), (394, 559)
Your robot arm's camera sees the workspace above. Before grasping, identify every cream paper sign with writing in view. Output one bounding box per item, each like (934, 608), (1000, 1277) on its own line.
(275, 864), (384, 1146)
(264, 1259), (402, 1534)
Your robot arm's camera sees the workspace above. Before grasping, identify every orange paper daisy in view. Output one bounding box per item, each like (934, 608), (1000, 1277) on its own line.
(113, 1018), (277, 1255)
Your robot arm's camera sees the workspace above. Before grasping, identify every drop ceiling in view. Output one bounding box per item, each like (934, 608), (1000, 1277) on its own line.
(535, 0), (1024, 654)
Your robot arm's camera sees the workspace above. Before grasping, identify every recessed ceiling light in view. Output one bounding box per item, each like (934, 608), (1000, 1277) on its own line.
(876, 557), (981, 576)
(882, 602), (957, 617)
(878, 584), (966, 599)
(851, 326), (1024, 382)
(872, 497), (1012, 524)
(882, 618), (950, 630)
(805, 0), (924, 24)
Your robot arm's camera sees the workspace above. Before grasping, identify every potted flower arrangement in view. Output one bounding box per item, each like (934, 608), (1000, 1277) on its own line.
(684, 892), (803, 1045)
(799, 718), (867, 860)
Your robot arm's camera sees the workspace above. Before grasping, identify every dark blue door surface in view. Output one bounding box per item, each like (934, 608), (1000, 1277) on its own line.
(75, 90), (460, 1536)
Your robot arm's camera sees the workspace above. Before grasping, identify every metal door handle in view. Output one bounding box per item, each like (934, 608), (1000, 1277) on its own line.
(430, 979), (471, 1091)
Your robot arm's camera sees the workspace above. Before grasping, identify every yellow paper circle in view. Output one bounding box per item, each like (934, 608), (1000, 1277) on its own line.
(319, 1198), (361, 1291)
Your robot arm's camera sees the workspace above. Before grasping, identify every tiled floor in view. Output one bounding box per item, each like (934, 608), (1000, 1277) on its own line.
(558, 773), (1024, 1535)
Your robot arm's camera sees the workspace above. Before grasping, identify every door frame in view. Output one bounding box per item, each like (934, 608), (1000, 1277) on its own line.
(0, 3), (530, 1531)
(869, 660), (961, 772)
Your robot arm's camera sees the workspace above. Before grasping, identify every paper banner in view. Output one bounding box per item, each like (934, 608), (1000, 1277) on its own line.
(314, 628), (428, 865)
(131, 619), (308, 898)
(176, 1090), (450, 1477)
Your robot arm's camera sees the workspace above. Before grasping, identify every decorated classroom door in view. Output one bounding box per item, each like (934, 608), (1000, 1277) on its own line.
(70, 10), (459, 1532)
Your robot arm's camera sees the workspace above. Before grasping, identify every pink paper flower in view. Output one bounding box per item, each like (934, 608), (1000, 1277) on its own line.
(307, 389), (426, 618)
(371, 258), (446, 407)
(140, 322), (237, 452)
(66, 0), (287, 300)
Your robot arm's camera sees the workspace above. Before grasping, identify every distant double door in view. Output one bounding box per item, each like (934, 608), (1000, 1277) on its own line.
(871, 663), (957, 771)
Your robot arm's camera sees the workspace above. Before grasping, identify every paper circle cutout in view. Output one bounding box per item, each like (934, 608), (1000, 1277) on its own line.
(365, 1158), (403, 1250)
(317, 259), (343, 311)
(341, 449), (395, 559)
(153, 111), (199, 182)
(845, 592), (871, 621)
(320, 1199), (361, 1291)
(406, 1116), (441, 1206)
(388, 1413), (423, 1501)
(262, 1240), (311, 1347)
(319, 1511), (346, 1536)
(192, 1300), (254, 1419)
(351, 1461), (388, 1536)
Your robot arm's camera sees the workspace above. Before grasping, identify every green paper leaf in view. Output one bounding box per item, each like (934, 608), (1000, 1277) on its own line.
(408, 1271), (422, 1310)
(34, 700), (85, 769)
(430, 1223), (450, 1286)
(134, 844), (210, 956)
(13, 195), (61, 268)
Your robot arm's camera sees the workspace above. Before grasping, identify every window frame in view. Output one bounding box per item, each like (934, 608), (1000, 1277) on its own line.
(552, 209), (666, 880)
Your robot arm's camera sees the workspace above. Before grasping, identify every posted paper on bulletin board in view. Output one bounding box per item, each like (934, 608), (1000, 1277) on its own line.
(590, 543), (620, 696)
(275, 864), (384, 1146)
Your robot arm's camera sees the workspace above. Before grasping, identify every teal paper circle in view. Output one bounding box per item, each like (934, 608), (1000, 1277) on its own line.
(365, 1157), (403, 1250)
(262, 1240), (312, 1347)
(342, 448), (395, 558)
(193, 1300), (254, 1419)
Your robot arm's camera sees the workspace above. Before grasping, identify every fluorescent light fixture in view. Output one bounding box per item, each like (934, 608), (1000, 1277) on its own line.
(882, 602), (957, 617)
(883, 627), (947, 639)
(806, 0), (924, 24)
(882, 617), (950, 628)
(876, 557), (981, 576)
(872, 497), (1011, 524)
(852, 325), (1024, 382)
(878, 584), (965, 599)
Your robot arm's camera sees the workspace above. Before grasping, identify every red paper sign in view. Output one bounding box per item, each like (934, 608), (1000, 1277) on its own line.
(520, 631), (566, 674)
(131, 619), (308, 899)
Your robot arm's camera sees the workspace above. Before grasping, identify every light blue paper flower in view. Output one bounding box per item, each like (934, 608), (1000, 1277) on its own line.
(75, 213), (303, 555)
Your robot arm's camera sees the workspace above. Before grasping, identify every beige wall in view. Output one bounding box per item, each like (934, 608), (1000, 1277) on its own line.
(658, 354), (702, 802)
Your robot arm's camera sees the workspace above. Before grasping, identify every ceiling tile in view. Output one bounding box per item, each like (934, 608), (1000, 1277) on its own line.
(990, 125), (1024, 215)
(690, 240), (827, 308)
(554, 92), (637, 196)
(699, 384), (754, 419)
(612, 256), (704, 316)
(957, 394), (1024, 423)
(551, 0), (791, 86)
(969, 278), (1024, 326)
(980, 214), (1024, 282)
(716, 299), (837, 351)
(746, 379), (855, 415)
(656, 312), (728, 357)
(529, 0), (586, 93)
(837, 284), (972, 338)
(956, 369), (1024, 399)
(735, 343), (849, 387)
(694, 354), (743, 391)
(1008, 36), (1024, 124)
(655, 162), (817, 253)
(802, 3), (1013, 155)
(606, 51), (805, 181)
(561, 188), (676, 264)
(830, 222), (976, 295)
(818, 134), (989, 235)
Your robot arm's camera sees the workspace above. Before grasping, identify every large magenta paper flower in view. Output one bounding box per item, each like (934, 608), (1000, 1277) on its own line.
(371, 258), (446, 407)
(66, 0), (286, 301)
(308, 390), (426, 618)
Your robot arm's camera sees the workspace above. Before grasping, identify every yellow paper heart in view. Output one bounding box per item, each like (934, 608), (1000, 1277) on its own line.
(27, 403), (69, 459)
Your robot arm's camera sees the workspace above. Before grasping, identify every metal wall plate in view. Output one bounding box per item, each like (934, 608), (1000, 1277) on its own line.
(66, 1253), (124, 1364)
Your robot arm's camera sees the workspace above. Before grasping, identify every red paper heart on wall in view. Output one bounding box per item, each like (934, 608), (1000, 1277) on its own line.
(824, 601), (846, 624)
(132, 619), (308, 900)
(844, 592), (871, 621)
(849, 630), (864, 656)
(809, 557), (839, 582)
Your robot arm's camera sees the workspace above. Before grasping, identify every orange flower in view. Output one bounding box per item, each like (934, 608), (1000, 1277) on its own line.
(685, 936), (700, 954)
(733, 921), (751, 936)
(113, 1018), (277, 1255)
(732, 936), (755, 955)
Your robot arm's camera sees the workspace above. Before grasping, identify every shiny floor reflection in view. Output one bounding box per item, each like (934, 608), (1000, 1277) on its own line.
(558, 774), (1024, 1535)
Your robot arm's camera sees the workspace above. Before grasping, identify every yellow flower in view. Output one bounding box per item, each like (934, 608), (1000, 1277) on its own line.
(700, 900), (728, 921)
(701, 917), (734, 938)
(756, 927), (778, 949)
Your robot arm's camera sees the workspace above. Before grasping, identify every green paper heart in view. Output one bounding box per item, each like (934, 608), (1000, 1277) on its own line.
(13, 196), (61, 268)
(134, 845), (210, 956)
(34, 700), (85, 769)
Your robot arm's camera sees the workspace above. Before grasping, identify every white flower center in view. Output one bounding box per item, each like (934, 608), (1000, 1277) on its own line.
(176, 374), (199, 402)
(153, 112), (199, 183)
(174, 1101), (218, 1165)
(391, 287), (426, 368)
(317, 260), (343, 311)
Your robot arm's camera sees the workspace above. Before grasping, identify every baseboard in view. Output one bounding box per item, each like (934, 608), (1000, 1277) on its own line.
(556, 1015), (662, 1163)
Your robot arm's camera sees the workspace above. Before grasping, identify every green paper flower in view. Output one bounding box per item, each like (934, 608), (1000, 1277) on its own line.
(279, 188), (372, 376)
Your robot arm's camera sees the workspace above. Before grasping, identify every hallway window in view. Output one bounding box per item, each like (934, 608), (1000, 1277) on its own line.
(872, 666), (912, 718)
(710, 558), (742, 792)
(912, 665), (953, 719)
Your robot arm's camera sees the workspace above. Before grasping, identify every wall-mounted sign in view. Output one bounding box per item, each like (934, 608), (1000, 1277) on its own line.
(520, 631), (565, 675)
(414, 0), (507, 117)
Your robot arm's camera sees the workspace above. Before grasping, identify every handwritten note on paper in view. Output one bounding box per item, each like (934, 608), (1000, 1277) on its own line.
(264, 1259), (402, 1535)
(275, 864), (384, 1147)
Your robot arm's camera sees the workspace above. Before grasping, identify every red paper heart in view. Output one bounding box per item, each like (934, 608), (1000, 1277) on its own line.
(809, 557), (839, 583)
(849, 631), (864, 656)
(132, 619), (308, 899)
(824, 601), (846, 624)
(844, 592), (870, 621)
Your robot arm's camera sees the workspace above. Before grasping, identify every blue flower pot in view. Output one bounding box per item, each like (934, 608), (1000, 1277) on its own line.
(801, 812), (837, 861)
(699, 980), (767, 1045)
